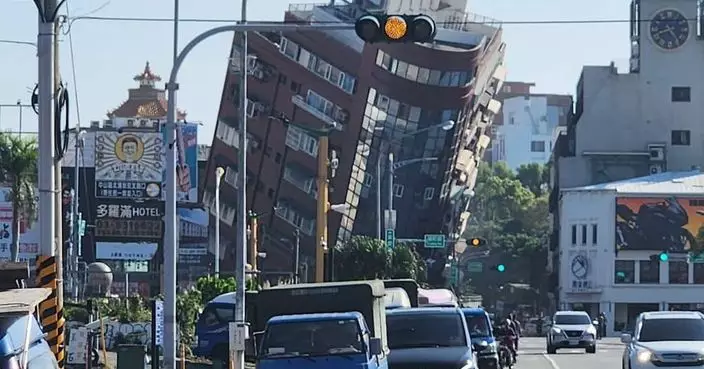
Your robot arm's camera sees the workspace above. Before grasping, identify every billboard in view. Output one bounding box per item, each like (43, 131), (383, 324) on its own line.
(95, 131), (164, 199)
(178, 208), (211, 278)
(0, 187), (39, 263)
(170, 123), (199, 203)
(615, 197), (704, 252)
(95, 201), (164, 239)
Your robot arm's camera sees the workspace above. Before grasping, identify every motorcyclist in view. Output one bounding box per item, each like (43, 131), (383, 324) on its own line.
(508, 313), (521, 351)
(494, 318), (517, 361)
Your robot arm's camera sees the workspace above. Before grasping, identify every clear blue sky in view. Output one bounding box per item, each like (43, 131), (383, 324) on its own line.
(0, 0), (629, 144)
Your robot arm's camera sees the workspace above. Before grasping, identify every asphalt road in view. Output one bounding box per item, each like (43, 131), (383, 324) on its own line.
(516, 337), (623, 369)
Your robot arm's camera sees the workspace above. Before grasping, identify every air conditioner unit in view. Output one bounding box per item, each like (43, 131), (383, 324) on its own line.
(334, 109), (350, 124)
(648, 144), (665, 161)
(649, 163), (664, 174)
(250, 69), (266, 80)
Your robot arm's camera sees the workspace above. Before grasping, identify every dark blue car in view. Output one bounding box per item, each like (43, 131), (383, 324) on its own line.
(462, 308), (499, 369)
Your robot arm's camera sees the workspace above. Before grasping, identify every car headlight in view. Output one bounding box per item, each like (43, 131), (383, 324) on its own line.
(551, 327), (562, 334)
(637, 350), (652, 363)
(586, 326), (596, 334)
(460, 360), (476, 369)
(483, 342), (497, 353)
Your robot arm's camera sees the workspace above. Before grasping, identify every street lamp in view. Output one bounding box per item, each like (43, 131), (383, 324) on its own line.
(214, 167), (225, 277)
(375, 120), (455, 238)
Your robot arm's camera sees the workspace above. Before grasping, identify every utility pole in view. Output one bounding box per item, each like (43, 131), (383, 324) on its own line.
(315, 135), (329, 283)
(293, 229), (300, 283)
(35, 0), (65, 367)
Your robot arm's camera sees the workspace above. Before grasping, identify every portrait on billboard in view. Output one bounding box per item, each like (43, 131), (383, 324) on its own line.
(165, 122), (199, 203)
(615, 197), (704, 253)
(95, 131), (164, 199)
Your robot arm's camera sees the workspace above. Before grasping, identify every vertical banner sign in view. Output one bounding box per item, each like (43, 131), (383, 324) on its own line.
(0, 187), (40, 263)
(163, 122), (199, 203)
(95, 131), (164, 199)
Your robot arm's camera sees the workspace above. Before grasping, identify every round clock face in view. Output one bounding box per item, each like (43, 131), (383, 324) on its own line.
(650, 9), (690, 50)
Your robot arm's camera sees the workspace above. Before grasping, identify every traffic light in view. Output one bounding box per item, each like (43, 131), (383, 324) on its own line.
(355, 14), (436, 44)
(490, 264), (506, 272)
(649, 252), (669, 262)
(468, 237), (487, 247)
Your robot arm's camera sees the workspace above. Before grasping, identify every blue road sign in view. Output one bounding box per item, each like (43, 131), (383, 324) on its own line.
(385, 229), (395, 249)
(424, 234), (446, 248)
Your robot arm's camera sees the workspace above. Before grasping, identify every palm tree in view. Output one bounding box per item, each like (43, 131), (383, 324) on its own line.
(0, 133), (38, 262)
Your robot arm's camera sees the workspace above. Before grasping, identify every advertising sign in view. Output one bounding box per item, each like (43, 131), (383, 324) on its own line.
(169, 123), (199, 203)
(0, 187), (40, 263)
(616, 197), (704, 252)
(95, 131), (164, 199)
(95, 241), (158, 261)
(95, 202), (164, 239)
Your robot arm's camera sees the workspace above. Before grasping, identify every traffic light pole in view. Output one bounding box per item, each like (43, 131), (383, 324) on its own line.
(163, 22), (353, 369)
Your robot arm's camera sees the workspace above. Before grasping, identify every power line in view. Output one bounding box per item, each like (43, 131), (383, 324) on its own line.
(68, 15), (696, 25)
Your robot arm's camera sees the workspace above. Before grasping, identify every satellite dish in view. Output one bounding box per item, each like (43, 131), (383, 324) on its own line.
(85, 262), (113, 297)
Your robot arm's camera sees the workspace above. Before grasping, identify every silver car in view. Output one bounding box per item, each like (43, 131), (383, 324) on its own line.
(546, 311), (597, 354)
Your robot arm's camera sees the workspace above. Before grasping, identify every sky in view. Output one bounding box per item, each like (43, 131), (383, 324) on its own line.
(0, 0), (630, 144)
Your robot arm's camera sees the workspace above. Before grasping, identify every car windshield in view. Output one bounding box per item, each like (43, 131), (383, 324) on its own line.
(464, 314), (491, 338)
(638, 318), (704, 342)
(554, 314), (591, 325)
(388, 313), (467, 349)
(261, 319), (364, 357)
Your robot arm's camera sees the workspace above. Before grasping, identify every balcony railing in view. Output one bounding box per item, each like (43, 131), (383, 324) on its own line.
(291, 95), (338, 126)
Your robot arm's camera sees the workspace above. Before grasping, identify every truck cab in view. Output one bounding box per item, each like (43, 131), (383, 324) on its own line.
(256, 312), (385, 369)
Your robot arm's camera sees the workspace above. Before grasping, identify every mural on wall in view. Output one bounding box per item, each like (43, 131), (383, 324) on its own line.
(615, 197), (704, 253)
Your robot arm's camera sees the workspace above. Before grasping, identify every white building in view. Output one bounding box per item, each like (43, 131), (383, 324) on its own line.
(557, 0), (704, 189)
(558, 170), (704, 336)
(490, 82), (571, 170)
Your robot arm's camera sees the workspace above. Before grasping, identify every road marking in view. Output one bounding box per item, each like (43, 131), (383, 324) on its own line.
(542, 353), (560, 369)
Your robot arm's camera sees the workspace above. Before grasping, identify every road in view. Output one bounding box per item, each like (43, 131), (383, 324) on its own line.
(516, 337), (623, 369)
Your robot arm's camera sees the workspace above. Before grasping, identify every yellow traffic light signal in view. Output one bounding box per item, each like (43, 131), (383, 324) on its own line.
(469, 237), (487, 247)
(355, 14), (436, 44)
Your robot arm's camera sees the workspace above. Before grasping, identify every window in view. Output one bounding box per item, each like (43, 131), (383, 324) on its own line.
(530, 141), (546, 152)
(581, 224), (587, 245)
(639, 260), (660, 284)
(393, 184), (405, 198)
(423, 187), (435, 200)
(224, 167), (239, 188)
(363, 173), (373, 187)
(553, 314), (591, 325)
(694, 263), (704, 284)
(508, 112), (515, 125)
(504, 85), (512, 93)
(615, 260), (635, 284)
(591, 224), (598, 245)
(671, 130), (691, 145)
(279, 37), (300, 59)
(671, 86), (691, 102)
(571, 225), (577, 245)
(306, 90), (334, 116)
(668, 261), (689, 284)
(417, 68), (430, 84)
(387, 313), (467, 349)
(637, 318), (704, 342)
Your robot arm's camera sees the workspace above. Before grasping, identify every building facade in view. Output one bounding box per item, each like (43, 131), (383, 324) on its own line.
(558, 171), (704, 336)
(488, 82), (572, 170)
(203, 1), (506, 277)
(549, 0), (704, 306)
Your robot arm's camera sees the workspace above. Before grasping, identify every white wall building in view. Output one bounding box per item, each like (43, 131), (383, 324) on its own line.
(492, 95), (563, 170)
(558, 170), (704, 336)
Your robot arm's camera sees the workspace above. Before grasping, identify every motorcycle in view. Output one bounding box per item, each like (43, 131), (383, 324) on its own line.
(615, 197), (698, 252)
(497, 335), (515, 369)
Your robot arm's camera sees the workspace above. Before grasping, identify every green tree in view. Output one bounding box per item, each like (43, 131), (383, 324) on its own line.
(335, 236), (423, 281)
(196, 275), (237, 303)
(516, 163), (549, 196)
(0, 134), (38, 262)
(464, 162), (550, 290)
